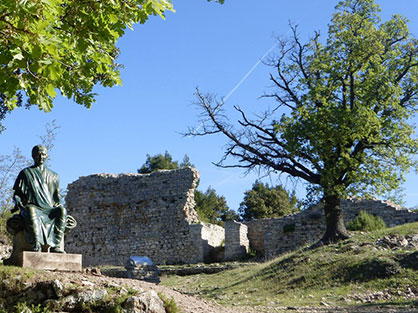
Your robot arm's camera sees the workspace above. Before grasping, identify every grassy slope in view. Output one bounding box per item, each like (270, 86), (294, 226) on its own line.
(161, 223), (418, 308)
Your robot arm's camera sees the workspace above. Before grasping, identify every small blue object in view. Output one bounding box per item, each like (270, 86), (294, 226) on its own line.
(128, 256), (153, 266)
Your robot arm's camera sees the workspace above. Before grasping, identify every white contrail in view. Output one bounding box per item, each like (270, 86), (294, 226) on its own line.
(189, 42), (278, 136)
(223, 42), (278, 103)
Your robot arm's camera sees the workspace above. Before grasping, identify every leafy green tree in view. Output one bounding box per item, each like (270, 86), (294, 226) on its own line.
(188, 0), (418, 243)
(195, 187), (238, 225)
(238, 181), (299, 221)
(0, 0), (227, 128)
(138, 151), (179, 173)
(137, 151), (237, 224)
(0, 0), (173, 127)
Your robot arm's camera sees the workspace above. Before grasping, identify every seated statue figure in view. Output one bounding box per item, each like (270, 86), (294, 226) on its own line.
(4, 145), (75, 264)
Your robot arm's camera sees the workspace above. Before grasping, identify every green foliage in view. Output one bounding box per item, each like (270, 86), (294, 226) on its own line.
(190, 0), (418, 240)
(346, 210), (386, 231)
(161, 222), (418, 308)
(158, 293), (180, 313)
(238, 181), (299, 221)
(195, 187), (237, 225)
(277, 0), (418, 200)
(14, 303), (51, 313)
(138, 151), (180, 173)
(0, 0), (173, 120)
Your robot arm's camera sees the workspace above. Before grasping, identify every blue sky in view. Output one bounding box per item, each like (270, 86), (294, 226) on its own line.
(1, 0), (418, 211)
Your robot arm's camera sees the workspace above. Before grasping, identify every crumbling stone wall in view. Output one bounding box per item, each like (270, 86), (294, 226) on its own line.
(65, 167), (206, 266)
(244, 198), (418, 260)
(224, 221), (249, 261)
(245, 219), (270, 256)
(190, 223), (224, 261)
(65, 165), (417, 266)
(342, 198), (417, 227)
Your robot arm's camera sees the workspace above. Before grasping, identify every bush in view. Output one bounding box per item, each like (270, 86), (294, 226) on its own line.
(346, 210), (386, 231)
(158, 293), (180, 313)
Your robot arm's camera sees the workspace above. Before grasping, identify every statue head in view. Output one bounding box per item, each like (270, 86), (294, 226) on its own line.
(32, 145), (48, 166)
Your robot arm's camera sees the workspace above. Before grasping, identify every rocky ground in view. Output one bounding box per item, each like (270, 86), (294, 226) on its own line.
(1, 268), (257, 313)
(2, 268), (416, 313)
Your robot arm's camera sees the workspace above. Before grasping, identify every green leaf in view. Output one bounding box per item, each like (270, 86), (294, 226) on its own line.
(45, 84), (57, 98)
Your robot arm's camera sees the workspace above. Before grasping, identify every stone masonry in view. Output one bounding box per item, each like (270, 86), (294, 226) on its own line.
(65, 167), (213, 266)
(64, 165), (418, 266)
(243, 198), (418, 260)
(190, 223), (224, 262)
(224, 221), (249, 261)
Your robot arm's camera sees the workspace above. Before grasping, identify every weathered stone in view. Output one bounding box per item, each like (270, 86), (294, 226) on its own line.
(137, 290), (166, 313)
(62, 165), (417, 265)
(0, 243), (11, 260)
(123, 291), (165, 313)
(224, 221), (249, 261)
(65, 168), (224, 266)
(18, 251), (82, 272)
(52, 279), (64, 297)
(245, 198), (417, 260)
(77, 288), (108, 303)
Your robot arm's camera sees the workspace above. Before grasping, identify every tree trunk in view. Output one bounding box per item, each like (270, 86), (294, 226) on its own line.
(320, 195), (349, 244)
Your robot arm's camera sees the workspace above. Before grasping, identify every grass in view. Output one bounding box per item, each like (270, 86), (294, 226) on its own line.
(161, 222), (418, 309)
(158, 292), (181, 313)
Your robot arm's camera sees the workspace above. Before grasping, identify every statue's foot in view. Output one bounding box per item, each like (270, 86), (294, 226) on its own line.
(50, 247), (65, 254)
(33, 242), (41, 252)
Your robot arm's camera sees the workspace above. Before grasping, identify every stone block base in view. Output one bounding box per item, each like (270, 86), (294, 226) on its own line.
(18, 251), (82, 272)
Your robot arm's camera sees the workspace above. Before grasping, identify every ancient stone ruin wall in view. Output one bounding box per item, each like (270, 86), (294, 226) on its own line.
(65, 167), (206, 266)
(341, 198), (417, 227)
(244, 198), (418, 260)
(189, 223), (224, 261)
(244, 219), (270, 256)
(224, 221), (249, 261)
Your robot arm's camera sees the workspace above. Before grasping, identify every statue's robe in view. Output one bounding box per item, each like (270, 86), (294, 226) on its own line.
(13, 165), (66, 248)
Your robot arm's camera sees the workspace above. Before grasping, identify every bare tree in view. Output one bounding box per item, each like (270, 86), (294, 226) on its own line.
(187, 0), (418, 244)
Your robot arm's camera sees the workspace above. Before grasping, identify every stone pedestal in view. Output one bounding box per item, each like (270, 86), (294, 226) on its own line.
(17, 251), (82, 272)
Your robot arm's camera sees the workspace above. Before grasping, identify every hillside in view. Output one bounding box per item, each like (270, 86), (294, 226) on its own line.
(0, 223), (417, 313)
(161, 222), (418, 312)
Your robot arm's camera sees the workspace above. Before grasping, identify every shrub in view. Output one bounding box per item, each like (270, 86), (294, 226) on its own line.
(14, 303), (51, 313)
(158, 293), (180, 313)
(346, 210), (386, 231)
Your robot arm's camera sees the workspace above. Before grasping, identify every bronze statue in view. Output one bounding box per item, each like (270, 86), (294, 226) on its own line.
(4, 145), (74, 264)
(12, 145), (67, 253)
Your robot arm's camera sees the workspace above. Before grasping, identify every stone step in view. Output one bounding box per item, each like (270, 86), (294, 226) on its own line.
(19, 251), (82, 272)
